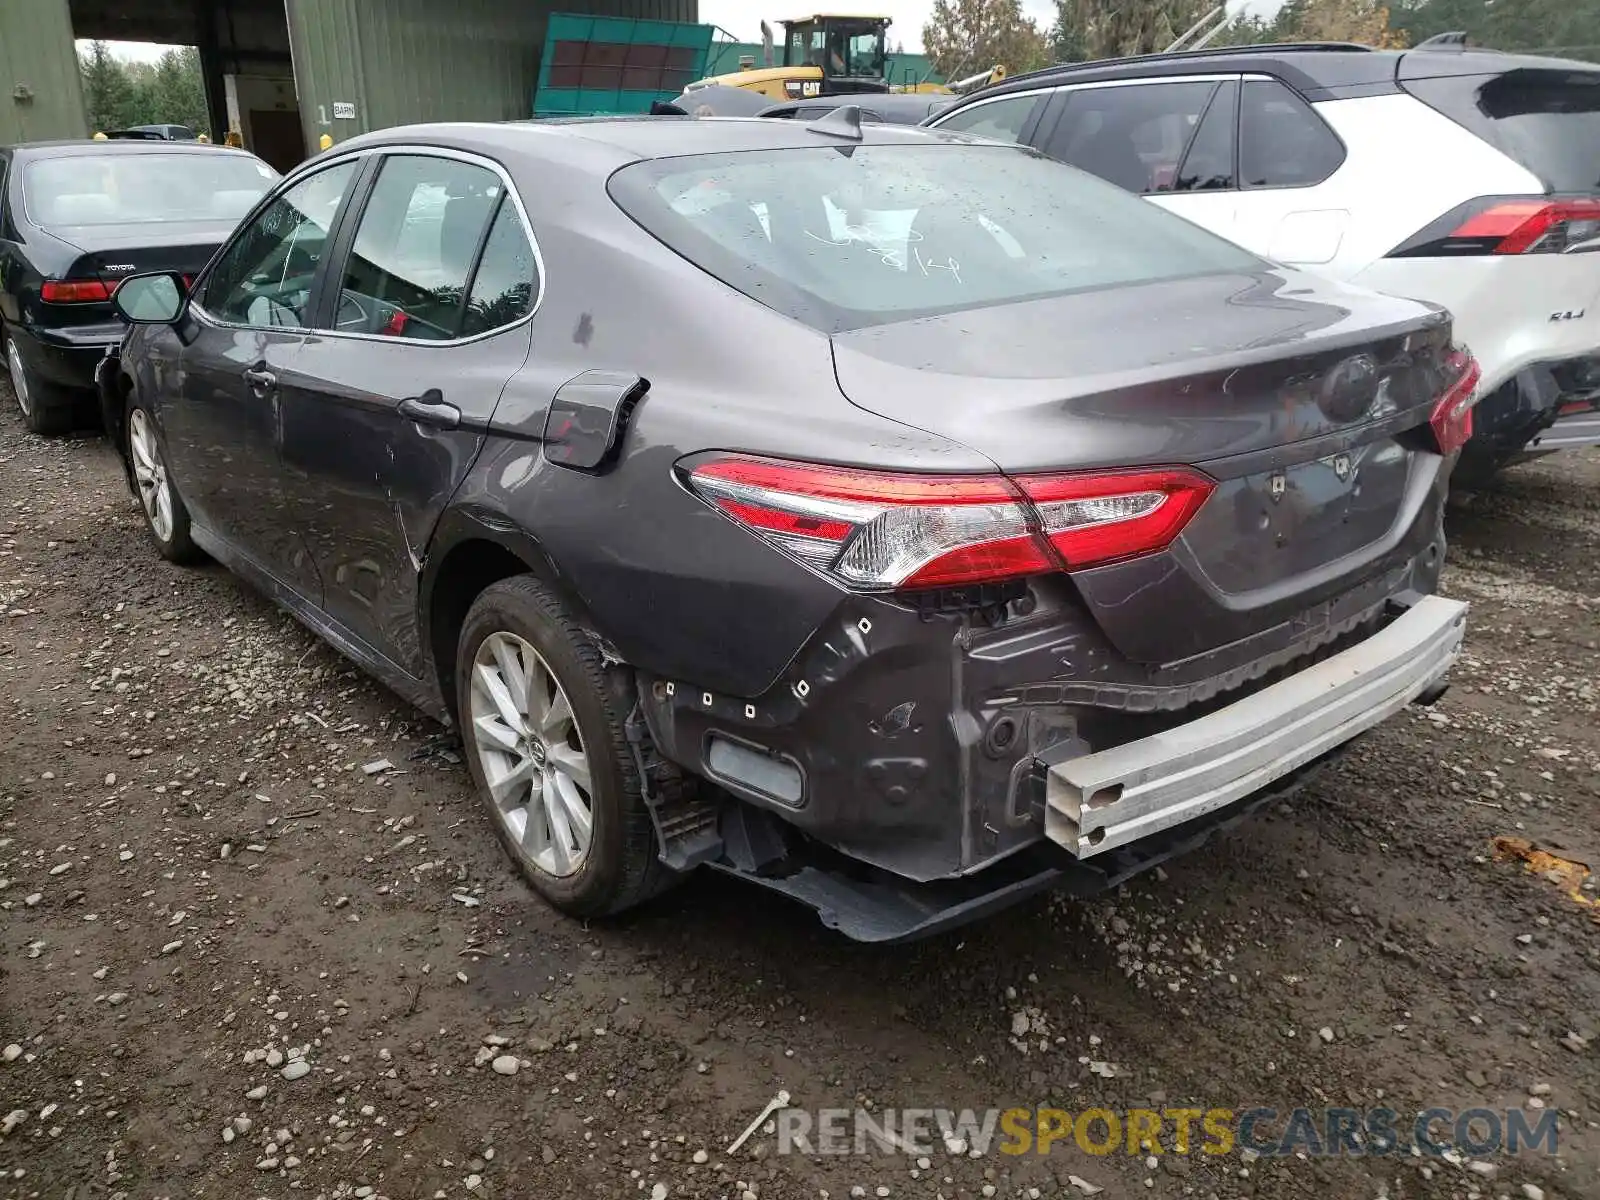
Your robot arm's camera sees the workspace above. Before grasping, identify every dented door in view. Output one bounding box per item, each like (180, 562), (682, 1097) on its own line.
(277, 325), (531, 673)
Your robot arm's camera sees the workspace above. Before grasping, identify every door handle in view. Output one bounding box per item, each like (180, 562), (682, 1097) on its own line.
(398, 390), (461, 430)
(242, 366), (277, 391)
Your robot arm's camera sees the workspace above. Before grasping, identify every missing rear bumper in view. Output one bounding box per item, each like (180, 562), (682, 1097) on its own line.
(1043, 594), (1467, 859)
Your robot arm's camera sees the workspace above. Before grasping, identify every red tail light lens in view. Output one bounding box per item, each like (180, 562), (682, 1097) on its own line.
(40, 279), (112, 303)
(684, 456), (1214, 591)
(1428, 349), (1482, 457)
(1452, 199), (1600, 255)
(1017, 468), (1216, 568)
(1390, 196), (1600, 257)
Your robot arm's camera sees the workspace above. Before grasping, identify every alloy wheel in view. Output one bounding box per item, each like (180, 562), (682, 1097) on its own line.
(469, 631), (595, 878)
(128, 409), (174, 543)
(4, 337), (32, 418)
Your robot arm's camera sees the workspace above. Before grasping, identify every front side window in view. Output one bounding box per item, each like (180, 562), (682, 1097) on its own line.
(200, 160), (357, 329)
(610, 143), (1261, 333)
(1238, 79), (1345, 189)
(933, 94), (1044, 145)
(334, 154), (503, 341)
(1042, 81), (1220, 194)
(23, 151), (278, 227)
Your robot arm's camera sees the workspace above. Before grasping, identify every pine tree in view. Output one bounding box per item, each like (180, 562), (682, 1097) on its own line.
(922, 0), (1052, 79)
(79, 40), (136, 134)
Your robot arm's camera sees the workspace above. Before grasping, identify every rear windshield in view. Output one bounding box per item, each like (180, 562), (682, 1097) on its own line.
(1403, 67), (1600, 193)
(608, 143), (1261, 332)
(23, 152), (278, 226)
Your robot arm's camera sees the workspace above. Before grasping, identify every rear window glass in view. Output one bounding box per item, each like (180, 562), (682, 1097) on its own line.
(1403, 67), (1600, 193)
(608, 144), (1260, 333)
(23, 152), (278, 226)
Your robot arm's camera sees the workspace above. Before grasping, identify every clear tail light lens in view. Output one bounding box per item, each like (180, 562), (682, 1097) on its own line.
(684, 455), (1215, 591)
(1428, 349), (1483, 457)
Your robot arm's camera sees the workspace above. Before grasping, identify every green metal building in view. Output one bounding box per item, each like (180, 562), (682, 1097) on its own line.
(2, 0), (698, 164)
(0, 0), (86, 144)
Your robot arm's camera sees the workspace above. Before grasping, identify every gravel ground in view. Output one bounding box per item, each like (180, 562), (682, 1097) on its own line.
(0, 379), (1597, 1200)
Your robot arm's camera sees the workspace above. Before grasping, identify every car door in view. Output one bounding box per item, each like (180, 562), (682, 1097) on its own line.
(163, 157), (361, 601)
(1029, 78), (1243, 243)
(0, 150), (20, 327)
(279, 150), (538, 676)
(1226, 77), (1350, 266)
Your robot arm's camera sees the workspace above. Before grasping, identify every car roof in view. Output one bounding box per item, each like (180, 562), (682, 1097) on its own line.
(758, 93), (950, 120)
(954, 41), (1600, 105)
(339, 115), (972, 165)
(4, 139), (254, 159)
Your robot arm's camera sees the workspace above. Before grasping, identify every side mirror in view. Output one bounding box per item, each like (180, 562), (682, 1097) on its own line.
(112, 272), (187, 324)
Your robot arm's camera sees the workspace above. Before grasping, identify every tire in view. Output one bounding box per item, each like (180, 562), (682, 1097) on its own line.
(3, 326), (73, 437)
(456, 575), (670, 918)
(126, 402), (202, 564)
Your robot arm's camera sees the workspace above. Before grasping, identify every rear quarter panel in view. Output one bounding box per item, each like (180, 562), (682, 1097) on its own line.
(1216, 93), (1539, 277)
(453, 154), (997, 698)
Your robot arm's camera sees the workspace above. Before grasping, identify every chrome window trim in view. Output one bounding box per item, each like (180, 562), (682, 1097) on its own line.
(189, 143), (546, 348)
(928, 72), (1260, 130)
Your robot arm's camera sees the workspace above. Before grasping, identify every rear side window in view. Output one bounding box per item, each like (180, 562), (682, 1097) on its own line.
(609, 144), (1261, 333)
(1238, 80), (1344, 189)
(1041, 81), (1220, 194)
(336, 154), (503, 341)
(933, 93), (1042, 144)
(1402, 67), (1600, 193)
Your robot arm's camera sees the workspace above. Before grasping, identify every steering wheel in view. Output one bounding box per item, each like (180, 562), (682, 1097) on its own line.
(335, 291), (371, 332)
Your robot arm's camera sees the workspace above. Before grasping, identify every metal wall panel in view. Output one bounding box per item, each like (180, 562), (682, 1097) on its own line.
(0, 0), (88, 143)
(287, 0), (697, 155)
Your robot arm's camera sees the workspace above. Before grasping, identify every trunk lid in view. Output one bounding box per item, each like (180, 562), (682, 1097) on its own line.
(31, 222), (235, 328)
(45, 219), (237, 282)
(830, 268), (1458, 664)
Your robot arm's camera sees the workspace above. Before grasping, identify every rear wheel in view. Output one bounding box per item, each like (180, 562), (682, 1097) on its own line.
(127, 404), (201, 564)
(2, 327), (73, 437)
(456, 576), (669, 917)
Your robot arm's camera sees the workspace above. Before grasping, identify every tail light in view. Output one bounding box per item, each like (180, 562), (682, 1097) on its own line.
(684, 455), (1215, 591)
(1389, 196), (1600, 257)
(40, 279), (112, 303)
(1428, 349), (1482, 457)
(1018, 469), (1215, 568)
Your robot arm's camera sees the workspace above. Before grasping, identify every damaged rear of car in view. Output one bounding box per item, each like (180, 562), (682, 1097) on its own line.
(106, 118), (1471, 942)
(587, 130), (1471, 938)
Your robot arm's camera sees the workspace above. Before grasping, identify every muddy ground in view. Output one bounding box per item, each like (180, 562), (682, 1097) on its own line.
(0, 379), (1597, 1200)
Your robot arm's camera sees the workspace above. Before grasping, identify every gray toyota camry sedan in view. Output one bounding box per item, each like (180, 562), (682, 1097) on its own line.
(99, 112), (1473, 941)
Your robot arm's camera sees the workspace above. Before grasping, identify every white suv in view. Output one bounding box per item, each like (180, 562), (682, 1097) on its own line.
(928, 41), (1600, 484)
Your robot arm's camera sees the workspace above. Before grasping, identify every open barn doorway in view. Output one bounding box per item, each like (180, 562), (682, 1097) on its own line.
(69, 0), (304, 165)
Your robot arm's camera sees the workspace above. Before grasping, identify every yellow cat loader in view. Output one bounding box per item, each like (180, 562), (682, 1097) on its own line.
(687, 13), (1006, 103)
